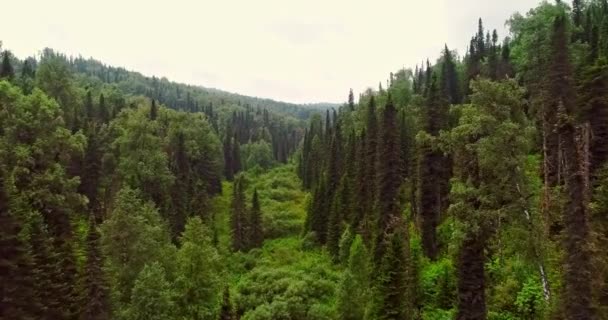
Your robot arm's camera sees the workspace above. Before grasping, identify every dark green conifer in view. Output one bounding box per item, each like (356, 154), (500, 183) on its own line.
(0, 50), (14, 80)
(248, 189), (263, 249)
(0, 174), (37, 320)
(230, 175), (247, 251)
(150, 99), (158, 120)
(81, 219), (110, 320)
(550, 14), (594, 319)
(374, 94), (402, 264)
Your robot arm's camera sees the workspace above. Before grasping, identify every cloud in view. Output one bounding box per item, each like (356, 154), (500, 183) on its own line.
(1, 0), (541, 104)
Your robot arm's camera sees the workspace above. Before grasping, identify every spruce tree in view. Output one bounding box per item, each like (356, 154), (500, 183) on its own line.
(230, 175), (247, 251)
(85, 90), (95, 121)
(223, 129), (234, 181)
(550, 14), (594, 319)
(441, 45), (462, 104)
(418, 73), (446, 260)
(374, 94), (402, 264)
(99, 93), (109, 123)
(364, 96), (379, 222)
(336, 235), (371, 320)
(0, 174), (37, 320)
(150, 99), (158, 120)
(248, 188), (264, 249)
(232, 135), (242, 175)
(0, 50), (14, 80)
(373, 219), (411, 320)
(348, 89), (355, 111)
(81, 219), (110, 320)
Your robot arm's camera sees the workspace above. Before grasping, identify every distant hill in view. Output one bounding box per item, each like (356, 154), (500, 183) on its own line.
(30, 48), (338, 120)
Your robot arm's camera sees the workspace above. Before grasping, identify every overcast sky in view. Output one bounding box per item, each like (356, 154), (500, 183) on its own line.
(1, 0), (541, 104)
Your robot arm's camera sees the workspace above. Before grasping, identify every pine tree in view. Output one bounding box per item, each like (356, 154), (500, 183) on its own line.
(248, 188), (264, 249)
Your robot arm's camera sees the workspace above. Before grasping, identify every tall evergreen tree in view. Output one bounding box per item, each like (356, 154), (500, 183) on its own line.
(248, 188), (264, 249)
(418, 72), (447, 260)
(336, 235), (371, 320)
(80, 219), (110, 320)
(373, 219), (411, 320)
(0, 174), (37, 320)
(550, 14), (594, 319)
(348, 89), (355, 111)
(374, 95), (402, 264)
(150, 99), (158, 120)
(0, 50), (14, 80)
(230, 175), (247, 251)
(224, 128), (234, 181)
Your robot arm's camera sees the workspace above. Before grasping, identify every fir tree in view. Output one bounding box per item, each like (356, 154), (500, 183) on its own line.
(80, 219), (110, 320)
(150, 98), (158, 120)
(232, 136), (242, 175)
(0, 50), (14, 80)
(348, 89), (355, 111)
(550, 14), (594, 319)
(223, 131), (234, 181)
(248, 188), (264, 249)
(85, 90), (95, 121)
(418, 73), (446, 260)
(374, 94), (402, 264)
(99, 93), (109, 123)
(373, 219), (411, 320)
(440, 45), (462, 104)
(0, 174), (37, 320)
(336, 235), (371, 320)
(230, 175), (247, 251)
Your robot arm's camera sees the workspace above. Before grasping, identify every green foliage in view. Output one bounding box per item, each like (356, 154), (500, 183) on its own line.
(126, 262), (176, 320)
(336, 235), (371, 320)
(241, 140), (276, 171)
(100, 187), (175, 307)
(175, 216), (222, 319)
(235, 238), (339, 320)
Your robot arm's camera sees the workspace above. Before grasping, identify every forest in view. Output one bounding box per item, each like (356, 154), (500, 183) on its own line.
(1, 0), (608, 319)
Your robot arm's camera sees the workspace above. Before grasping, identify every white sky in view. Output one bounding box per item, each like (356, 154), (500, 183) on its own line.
(1, 0), (541, 104)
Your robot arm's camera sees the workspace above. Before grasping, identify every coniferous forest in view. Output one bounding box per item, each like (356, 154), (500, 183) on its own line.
(2, 1), (608, 319)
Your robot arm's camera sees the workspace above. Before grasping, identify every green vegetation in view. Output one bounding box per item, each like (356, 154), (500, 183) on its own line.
(2, 1), (608, 319)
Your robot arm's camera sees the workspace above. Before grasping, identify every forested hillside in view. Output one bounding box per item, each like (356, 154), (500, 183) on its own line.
(1, 0), (608, 320)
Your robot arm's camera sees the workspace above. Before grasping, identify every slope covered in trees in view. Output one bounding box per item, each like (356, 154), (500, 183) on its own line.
(2, 1), (608, 319)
